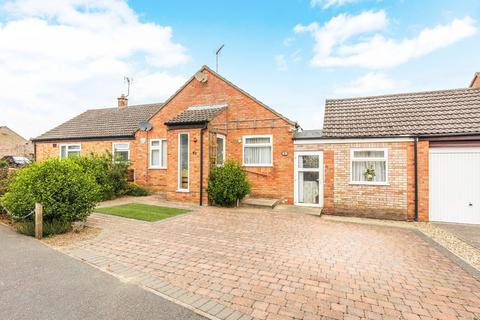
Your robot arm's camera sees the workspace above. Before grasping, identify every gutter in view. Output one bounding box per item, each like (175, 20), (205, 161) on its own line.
(199, 123), (208, 206)
(414, 136), (419, 222)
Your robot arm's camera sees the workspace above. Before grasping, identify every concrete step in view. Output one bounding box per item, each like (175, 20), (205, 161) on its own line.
(241, 197), (281, 209)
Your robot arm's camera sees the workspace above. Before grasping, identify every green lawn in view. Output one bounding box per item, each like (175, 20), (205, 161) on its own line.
(94, 203), (190, 222)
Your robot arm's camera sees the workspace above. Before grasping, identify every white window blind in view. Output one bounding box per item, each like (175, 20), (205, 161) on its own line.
(243, 135), (272, 166)
(113, 142), (130, 162)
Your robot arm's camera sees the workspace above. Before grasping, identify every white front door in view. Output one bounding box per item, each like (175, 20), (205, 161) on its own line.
(294, 152), (323, 207)
(430, 147), (480, 224)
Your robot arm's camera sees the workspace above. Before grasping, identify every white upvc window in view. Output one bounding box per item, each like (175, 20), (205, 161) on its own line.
(350, 148), (388, 185)
(243, 135), (273, 167)
(150, 139), (167, 169)
(60, 144), (81, 159)
(216, 134), (226, 166)
(112, 142), (130, 162)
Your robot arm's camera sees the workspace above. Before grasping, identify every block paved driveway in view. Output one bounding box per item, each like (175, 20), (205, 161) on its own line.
(63, 207), (480, 320)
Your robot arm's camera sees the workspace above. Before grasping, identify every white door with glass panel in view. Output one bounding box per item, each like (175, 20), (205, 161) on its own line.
(294, 152), (323, 207)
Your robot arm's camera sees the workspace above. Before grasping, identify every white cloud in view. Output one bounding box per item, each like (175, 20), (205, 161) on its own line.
(0, 0), (188, 138)
(275, 54), (288, 71)
(310, 0), (357, 10)
(333, 72), (408, 97)
(295, 11), (477, 69)
(283, 37), (293, 47)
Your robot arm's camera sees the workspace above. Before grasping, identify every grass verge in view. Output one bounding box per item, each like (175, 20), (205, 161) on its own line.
(94, 203), (190, 222)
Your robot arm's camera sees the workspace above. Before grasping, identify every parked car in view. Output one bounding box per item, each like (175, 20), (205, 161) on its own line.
(1, 155), (31, 168)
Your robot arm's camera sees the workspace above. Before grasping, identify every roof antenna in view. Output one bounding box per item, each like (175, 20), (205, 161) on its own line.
(215, 44), (225, 73)
(124, 76), (133, 97)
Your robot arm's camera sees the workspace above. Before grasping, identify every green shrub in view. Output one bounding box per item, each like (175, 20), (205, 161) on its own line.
(125, 183), (150, 197)
(0, 160), (8, 169)
(70, 152), (129, 201)
(0, 166), (14, 213)
(207, 160), (251, 207)
(1, 158), (100, 223)
(13, 219), (71, 237)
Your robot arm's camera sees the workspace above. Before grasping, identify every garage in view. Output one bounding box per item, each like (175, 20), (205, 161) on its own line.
(429, 147), (480, 224)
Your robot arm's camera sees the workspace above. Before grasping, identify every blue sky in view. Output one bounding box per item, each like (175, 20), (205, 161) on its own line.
(1, 0), (479, 138)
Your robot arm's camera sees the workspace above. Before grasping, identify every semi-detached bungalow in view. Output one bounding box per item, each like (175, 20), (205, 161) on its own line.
(33, 68), (480, 224)
(294, 72), (480, 225)
(33, 66), (298, 205)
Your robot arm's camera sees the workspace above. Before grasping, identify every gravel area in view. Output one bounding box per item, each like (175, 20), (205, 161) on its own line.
(42, 226), (102, 247)
(322, 215), (480, 271)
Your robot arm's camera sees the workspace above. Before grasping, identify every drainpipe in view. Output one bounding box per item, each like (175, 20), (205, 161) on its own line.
(414, 136), (419, 222)
(199, 123), (208, 206)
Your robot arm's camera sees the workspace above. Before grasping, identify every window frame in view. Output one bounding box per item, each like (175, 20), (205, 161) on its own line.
(112, 142), (130, 162)
(59, 144), (81, 159)
(242, 134), (273, 167)
(216, 134), (226, 166)
(349, 148), (389, 185)
(149, 138), (167, 169)
(177, 132), (190, 192)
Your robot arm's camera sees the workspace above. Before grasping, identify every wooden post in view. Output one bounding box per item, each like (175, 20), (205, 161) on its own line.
(35, 203), (43, 239)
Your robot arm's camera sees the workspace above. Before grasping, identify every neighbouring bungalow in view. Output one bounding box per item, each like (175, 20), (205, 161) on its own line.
(293, 72), (480, 224)
(33, 66), (299, 205)
(0, 126), (33, 159)
(33, 68), (480, 224)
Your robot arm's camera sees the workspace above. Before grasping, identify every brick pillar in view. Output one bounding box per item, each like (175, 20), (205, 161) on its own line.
(417, 140), (429, 221)
(406, 142), (416, 221)
(323, 150), (335, 214)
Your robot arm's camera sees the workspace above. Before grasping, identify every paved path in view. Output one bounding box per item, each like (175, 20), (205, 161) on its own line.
(0, 225), (203, 320)
(64, 207), (480, 320)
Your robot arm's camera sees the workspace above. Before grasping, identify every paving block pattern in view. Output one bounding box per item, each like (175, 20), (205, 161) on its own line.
(61, 209), (480, 320)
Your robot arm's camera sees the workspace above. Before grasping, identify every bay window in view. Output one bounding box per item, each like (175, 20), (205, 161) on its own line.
(350, 148), (388, 184)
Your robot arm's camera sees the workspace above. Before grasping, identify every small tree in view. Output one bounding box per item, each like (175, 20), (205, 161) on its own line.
(1, 158), (100, 223)
(207, 160), (251, 207)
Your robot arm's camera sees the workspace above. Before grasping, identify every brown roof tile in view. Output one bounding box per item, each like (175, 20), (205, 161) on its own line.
(33, 103), (163, 141)
(165, 105), (227, 126)
(323, 87), (480, 138)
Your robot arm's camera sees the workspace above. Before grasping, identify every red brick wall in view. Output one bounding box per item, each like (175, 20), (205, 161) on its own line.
(471, 74), (480, 88)
(417, 140), (429, 222)
(35, 139), (136, 163)
(35, 68), (296, 205)
(160, 68), (296, 204)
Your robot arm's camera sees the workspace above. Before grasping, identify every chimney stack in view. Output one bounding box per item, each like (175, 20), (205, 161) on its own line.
(117, 94), (128, 109)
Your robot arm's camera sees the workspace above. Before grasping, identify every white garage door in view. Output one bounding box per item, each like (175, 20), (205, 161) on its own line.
(430, 147), (480, 224)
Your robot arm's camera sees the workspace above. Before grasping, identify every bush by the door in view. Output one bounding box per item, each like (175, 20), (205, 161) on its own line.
(1, 158), (100, 224)
(207, 160), (251, 207)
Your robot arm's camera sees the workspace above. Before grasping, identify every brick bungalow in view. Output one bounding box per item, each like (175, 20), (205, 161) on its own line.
(33, 66), (298, 205)
(294, 72), (480, 224)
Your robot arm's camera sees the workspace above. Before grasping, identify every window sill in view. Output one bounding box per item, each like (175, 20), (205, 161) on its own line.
(176, 189), (190, 193)
(242, 164), (273, 168)
(349, 182), (389, 186)
(149, 166), (167, 170)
